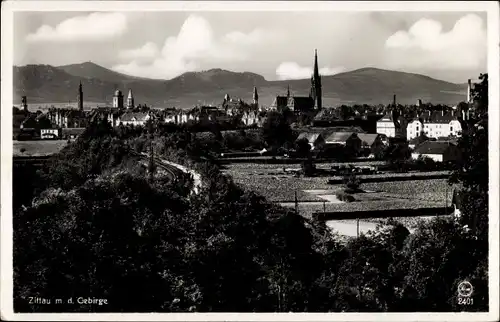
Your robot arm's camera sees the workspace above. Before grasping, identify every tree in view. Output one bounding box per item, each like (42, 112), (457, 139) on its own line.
(14, 171), (193, 312)
(295, 138), (311, 158)
(295, 138), (315, 176)
(343, 173), (361, 193)
(340, 105), (354, 120)
(262, 111), (293, 150)
(450, 73), (488, 237)
(395, 218), (487, 311)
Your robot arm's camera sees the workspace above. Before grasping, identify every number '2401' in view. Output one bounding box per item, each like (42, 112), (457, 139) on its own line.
(458, 297), (473, 305)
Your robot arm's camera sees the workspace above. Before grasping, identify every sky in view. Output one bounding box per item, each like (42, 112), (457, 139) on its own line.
(13, 11), (488, 83)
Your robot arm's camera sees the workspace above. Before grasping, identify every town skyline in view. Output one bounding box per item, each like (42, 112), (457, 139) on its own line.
(14, 11), (487, 83)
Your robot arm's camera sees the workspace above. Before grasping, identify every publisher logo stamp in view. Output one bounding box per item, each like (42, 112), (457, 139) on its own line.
(457, 281), (474, 306)
(457, 281), (473, 298)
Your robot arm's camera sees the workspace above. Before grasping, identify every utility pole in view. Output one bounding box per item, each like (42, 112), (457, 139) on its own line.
(294, 190), (298, 215)
(445, 184), (448, 216)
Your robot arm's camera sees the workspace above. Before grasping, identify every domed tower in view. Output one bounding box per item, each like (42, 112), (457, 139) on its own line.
(127, 89), (135, 109)
(113, 89), (124, 109)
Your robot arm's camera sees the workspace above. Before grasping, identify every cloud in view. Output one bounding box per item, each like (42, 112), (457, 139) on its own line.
(384, 14), (486, 70)
(26, 12), (128, 42)
(223, 29), (271, 46)
(275, 62), (345, 80)
(113, 14), (281, 79)
(119, 42), (160, 60)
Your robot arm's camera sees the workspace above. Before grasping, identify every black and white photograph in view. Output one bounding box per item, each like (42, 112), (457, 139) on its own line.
(1, 1), (499, 320)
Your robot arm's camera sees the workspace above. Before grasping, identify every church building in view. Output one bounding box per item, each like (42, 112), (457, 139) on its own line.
(270, 49), (322, 113)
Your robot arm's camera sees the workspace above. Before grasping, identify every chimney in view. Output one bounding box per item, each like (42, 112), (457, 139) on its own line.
(393, 94), (397, 106)
(21, 96), (28, 111)
(467, 79), (472, 103)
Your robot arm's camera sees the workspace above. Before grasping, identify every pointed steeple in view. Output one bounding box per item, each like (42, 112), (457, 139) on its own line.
(253, 86), (258, 105)
(313, 49), (319, 81)
(287, 84), (291, 98)
(312, 49), (322, 110)
(127, 88), (134, 109)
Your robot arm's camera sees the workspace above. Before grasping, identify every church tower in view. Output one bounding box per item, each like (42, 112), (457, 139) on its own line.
(253, 86), (259, 106)
(287, 84), (291, 98)
(127, 89), (135, 109)
(113, 89), (124, 109)
(77, 81), (83, 111)
(311, 49), (322, 110)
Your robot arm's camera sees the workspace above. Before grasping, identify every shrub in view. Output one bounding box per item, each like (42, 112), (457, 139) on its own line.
(343, 173), (361, 193)
(336, 191), (356, 202)
(301, 160), (316, 177)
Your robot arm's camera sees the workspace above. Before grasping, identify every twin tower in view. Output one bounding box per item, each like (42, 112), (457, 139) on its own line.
(76, 81), (135, 110)
(112, 89), (134, 109)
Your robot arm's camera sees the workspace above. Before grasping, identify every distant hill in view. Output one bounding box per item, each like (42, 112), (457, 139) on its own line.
(57, 61), (148, 83)
(13, 63), (468, 109)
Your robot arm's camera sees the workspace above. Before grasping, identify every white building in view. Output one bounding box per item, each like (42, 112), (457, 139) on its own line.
(40, 128), (61, 139)
(376, 113), (396, 138)
(406, 119), (423, 140)
(119, 112), (151, 127)
(163, 111), (199, 124)
(407, 111), (462, 140)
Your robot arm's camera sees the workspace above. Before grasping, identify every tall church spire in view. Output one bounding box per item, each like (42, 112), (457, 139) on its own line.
(77, 80), (83, 111)
(314, 49), (319, 81)
(312, 49), (322, 110)
(287, 84), (291, 98)
(253, 86), (259, 105)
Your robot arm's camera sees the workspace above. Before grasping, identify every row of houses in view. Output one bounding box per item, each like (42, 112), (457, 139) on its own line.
(90, 104), (268, 128)
(295, 129), (386, 155)
(376, 109), (466, 140)
(296, 125), (462, 162)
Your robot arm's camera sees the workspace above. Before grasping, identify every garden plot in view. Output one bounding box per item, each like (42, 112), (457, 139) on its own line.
(13, 140), (68, 157)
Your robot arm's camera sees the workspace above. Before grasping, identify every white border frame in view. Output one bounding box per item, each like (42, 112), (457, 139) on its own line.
(1, 1), (499, 321)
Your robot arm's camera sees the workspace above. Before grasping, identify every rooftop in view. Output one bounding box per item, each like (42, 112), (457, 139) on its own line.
(413, 140), (457, 155)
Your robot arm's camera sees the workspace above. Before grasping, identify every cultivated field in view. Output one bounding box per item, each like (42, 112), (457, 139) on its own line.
(13, 140), (68, 157)
(223, 162), (456, 233)
(224, 163), (455, 202)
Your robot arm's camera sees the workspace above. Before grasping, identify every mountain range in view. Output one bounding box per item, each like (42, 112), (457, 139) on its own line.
(13, 62), (468, 109)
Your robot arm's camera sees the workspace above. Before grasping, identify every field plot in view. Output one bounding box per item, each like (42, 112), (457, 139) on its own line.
(224, 164), (335, 201)
(224, 163), (453, 204)
(13, 140), (68, 157)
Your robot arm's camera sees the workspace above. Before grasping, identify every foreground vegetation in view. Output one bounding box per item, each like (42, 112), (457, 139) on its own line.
(13, 75), (489, 312)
